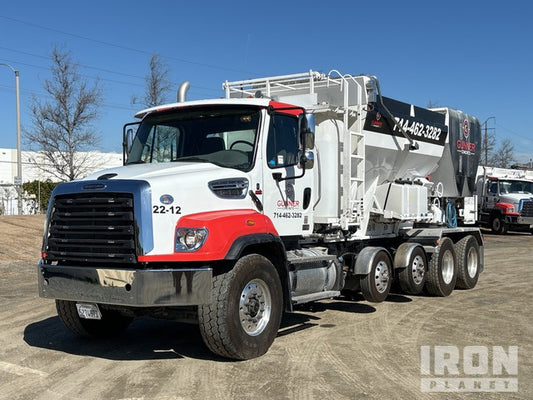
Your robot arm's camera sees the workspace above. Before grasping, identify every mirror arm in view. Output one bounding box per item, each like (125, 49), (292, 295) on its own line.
(272, 154), (308, 182)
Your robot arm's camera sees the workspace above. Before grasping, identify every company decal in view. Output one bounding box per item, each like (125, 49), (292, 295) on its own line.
(456, 119), (476, 156)
(153, 194), (182, 214)
(274, 198), (302, 219)
(273, 183), (302, 219)
(370, 112), (383, 128)
(160, 194), (174, 205)
(364, 97), (448, 146)
(462, 119), (470, 139)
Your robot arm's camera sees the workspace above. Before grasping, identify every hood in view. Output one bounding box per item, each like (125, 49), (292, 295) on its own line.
(83, 162), (244, 182)
(499, 193), (533, 209)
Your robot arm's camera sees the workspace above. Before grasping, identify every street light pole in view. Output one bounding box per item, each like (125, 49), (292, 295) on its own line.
(0, 63), (22, 215)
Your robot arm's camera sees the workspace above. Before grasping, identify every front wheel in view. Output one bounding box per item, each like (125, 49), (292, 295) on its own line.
(491, 215), (508, 234)
(455, 235), (481, 289)
(198, 254), (283, 360)
(360, 250), (392, 303)
(425, 237), (457, 297)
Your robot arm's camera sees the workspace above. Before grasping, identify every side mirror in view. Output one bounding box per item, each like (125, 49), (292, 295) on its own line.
(123, 122), (140, 163)
(300, 113), (315, 150)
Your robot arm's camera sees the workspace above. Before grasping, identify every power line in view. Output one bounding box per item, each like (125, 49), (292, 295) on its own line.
(0, 45), (146, 81)
(0, 14), (259, 76)
(495, 122), (533, 143)
(0, 50), (221, 97)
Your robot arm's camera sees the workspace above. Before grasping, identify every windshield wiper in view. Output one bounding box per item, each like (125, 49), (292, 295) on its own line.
(174, 156), (210, 163)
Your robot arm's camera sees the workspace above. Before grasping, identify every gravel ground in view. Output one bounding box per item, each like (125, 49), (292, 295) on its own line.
(0, 215), (531, 400)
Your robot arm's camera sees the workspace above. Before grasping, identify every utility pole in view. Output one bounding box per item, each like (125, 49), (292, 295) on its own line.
(483, 117), (495, 166)
(0, 63), (22, 215)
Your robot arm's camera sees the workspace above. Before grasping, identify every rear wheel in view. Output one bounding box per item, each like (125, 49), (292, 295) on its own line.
(360, 250), (392, 303)
(55, 300), (132, 338)
(398, 246), (427, 295)
(198, 254), (283, 360)
(425, 237), (457, 297)
(455, 235), (481, 289)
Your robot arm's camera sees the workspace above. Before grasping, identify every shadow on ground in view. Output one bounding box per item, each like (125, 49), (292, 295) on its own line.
(23, 296), (384, 362)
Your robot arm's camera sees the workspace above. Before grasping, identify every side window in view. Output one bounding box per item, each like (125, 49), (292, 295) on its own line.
(266, 114), (299, 169)
(489, 182), (498, 194)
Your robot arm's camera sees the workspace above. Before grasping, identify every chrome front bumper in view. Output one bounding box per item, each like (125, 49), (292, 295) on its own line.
(38, 262), (212, 306)
(517, 216), (533, 227)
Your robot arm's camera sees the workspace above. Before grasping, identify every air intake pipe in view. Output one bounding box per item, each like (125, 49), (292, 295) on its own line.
(177, 81), (190, 102)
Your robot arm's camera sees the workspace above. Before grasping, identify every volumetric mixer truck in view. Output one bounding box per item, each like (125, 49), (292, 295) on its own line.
(38, 70), (484, 359)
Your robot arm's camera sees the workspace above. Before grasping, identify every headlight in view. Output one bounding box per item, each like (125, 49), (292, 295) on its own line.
(175, 228), (208, 252)
(506, 206), (515, 213)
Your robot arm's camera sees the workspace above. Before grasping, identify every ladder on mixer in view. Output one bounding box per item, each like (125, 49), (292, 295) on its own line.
(224, 70), (367, 230)
(327, 72), (366, 231)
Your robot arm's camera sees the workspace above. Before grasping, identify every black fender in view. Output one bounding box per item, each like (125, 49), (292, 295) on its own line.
(224, 233), (293, 312)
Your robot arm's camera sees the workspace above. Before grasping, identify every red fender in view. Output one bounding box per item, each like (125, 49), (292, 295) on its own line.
(494, 202), (519, 216)
(138, 209), (279, 262)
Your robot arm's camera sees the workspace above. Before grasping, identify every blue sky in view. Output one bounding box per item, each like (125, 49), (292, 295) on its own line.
(1, 0), (532, 163)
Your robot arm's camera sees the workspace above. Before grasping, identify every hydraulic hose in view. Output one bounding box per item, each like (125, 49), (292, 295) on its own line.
(371, 76), (419, 150)
(445, 201), (457, 228)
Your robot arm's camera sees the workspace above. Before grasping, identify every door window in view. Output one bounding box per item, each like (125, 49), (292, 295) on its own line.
(266, 114), (299, 169)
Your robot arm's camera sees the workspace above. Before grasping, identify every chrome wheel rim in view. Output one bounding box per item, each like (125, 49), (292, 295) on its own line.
(467, 247), (478, 278)
(411, 255), (425, 285)
(374, 261), (390, 294)
(441, 250), (454, 284)
(239, 279), (272, 336)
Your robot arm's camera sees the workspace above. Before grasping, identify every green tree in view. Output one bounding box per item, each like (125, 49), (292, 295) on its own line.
(22, 180), (60, 213)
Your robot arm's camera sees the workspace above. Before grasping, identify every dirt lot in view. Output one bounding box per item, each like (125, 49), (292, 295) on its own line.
(0, 215), (531, 400)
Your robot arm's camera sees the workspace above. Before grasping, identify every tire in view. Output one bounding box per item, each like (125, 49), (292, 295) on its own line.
(55, 300), (132, 338)
(425, 237), (457, 297)
(360, 250), (392, 303)
(491, 214), (508, 234)
(198, 254), (283, 360)
(398, 246), (427, 295)
(455, 235), (481, 289)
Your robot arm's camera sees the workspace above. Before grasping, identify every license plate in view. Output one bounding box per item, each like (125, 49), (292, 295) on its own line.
(76, 303), (102, 320)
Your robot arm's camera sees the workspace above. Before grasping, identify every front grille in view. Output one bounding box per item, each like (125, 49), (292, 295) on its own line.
(520, 199), (533, 218)
(45, 193), (137, 264)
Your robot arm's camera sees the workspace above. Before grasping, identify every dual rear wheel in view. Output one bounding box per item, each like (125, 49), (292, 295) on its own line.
(425, 235), (481, 296)
(358, 234), (481, 302)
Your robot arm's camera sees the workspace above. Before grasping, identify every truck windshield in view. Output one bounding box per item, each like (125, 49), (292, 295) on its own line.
(499, 180), (533, 194)
(126, 106), (261, 171)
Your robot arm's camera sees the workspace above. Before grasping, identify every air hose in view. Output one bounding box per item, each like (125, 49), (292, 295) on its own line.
(445, 201), (457, 228)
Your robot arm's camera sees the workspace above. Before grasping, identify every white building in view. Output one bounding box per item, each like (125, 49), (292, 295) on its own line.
(0, 148), (123, 215)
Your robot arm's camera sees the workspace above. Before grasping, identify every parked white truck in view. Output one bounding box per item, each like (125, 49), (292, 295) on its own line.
(475, 167), (533, 234)
(38, 70), (484, 359)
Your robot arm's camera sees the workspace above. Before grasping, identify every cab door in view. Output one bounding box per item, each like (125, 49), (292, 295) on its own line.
(261, 112), (315, 237)
(486, 180), (500, 210)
